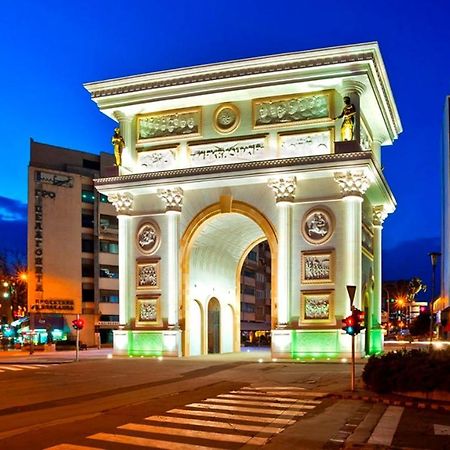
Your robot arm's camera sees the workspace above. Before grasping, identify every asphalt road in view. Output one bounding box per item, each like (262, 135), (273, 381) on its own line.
(0, 349), (448, 449)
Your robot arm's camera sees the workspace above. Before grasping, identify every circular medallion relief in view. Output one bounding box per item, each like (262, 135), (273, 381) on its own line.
(136, 220), (161, 255)
(302, 208), (334, 245)
(213, 103), (240, 134)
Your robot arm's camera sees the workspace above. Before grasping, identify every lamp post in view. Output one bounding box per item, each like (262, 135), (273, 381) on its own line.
(429, 252), (441, 349)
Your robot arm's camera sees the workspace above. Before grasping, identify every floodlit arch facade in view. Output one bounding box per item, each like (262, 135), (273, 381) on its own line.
(86, 42), (402, 359)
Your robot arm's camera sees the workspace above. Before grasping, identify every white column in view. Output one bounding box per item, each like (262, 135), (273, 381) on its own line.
(158, 187), (184, 329)
(118, 215), (132, 325)
(373, 206), (388, 326)
(167, 210), (180, 328)
(335, 171), (370, 312)
(268, 177), (296, 327)
(108, 192), (135, 326)
(342, 80), (366, 144)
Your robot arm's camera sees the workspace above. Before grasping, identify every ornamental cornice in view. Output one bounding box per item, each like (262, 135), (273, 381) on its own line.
(158, 187), (184, 212)
(334, 170), (370, 197)
(107, 192), (134, 213)
(268, 176), (297, 203)
(84, 45), (400, 136)
(94, 152), (373, 187)
(373, 205), (388, 226)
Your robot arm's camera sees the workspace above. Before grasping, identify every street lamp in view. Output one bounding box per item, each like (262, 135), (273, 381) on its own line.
(429, 252), (441, 349)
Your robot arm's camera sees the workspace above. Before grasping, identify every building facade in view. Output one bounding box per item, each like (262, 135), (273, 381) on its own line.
(440, 96), (450, 338)
(27, 141), (119, 346)
(86, 42), (402, 359)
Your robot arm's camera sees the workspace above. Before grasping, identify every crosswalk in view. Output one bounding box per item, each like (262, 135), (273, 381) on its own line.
(0, 363), (51, 373)
(45, 386), (327, 449)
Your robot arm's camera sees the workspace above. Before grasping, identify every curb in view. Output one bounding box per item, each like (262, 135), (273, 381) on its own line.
(327, 392), (450, 412)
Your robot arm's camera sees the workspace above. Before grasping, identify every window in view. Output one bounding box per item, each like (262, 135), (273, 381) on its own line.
(244, 286), (255, 296)
(243, 269), (255, 278)
(82, 190), (95, 204)
(242, 303), (255, 313)
(82, 261), (94, 278)
(100, 265), (119, 279)
(82, 238), (94, 253)
(248, 251), (257, 261)
(99, 194), (109, 203)
(82, 289), (94, 302)
(100, 215), (118, 231)
(99, 240), (118, 254)
(82, 211), (94, 228)
(99, 314), (119, 322)
(100, 290), (119, 303)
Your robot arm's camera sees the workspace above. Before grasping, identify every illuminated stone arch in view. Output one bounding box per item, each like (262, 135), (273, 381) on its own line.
(180, 200), (278, 356)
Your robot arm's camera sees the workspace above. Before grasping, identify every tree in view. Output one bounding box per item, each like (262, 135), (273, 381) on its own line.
(410, 313), (430, 337)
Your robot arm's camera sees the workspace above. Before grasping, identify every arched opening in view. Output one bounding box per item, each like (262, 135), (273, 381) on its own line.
(181, 200), (277, 356)
(240, 241), (272, 349)
(207, 297), (221, 353)
(189, 299), (203, 356)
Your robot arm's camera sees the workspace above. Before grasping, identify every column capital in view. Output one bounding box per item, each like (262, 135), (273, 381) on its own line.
(268, 176), (297, 203)
(108, 192), (134, 213)
(341, 80), (366, 96)
(334, 170), (370, 197)
(113, 111), (133, 123)
(158, 187), (184, 212)
(373, 205), (389, 226)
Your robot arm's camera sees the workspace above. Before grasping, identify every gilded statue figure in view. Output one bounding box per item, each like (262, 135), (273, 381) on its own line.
(112, 127), (125, 166)
(334, 96), (356, 141)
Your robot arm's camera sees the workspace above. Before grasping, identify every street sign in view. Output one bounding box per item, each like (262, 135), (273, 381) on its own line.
(347, 285), (356, 307)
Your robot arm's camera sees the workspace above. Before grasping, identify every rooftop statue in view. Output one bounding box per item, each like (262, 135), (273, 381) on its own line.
(112, 127), (125, 167)
(334, 96), (356, 141)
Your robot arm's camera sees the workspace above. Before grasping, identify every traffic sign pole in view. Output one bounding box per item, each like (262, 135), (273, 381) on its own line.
(351, 334), (355, 391)
(75, 314), (80, 362)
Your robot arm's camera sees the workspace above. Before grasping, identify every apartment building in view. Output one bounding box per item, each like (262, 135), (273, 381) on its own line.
(27, 140), (119, 346)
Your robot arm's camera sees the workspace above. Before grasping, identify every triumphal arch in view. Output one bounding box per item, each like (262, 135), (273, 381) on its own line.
(86, 42), (401, 359)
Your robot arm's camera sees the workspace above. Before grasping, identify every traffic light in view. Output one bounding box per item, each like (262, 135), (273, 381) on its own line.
(342, 314), (356, 335)
(342, 308), (365, 336)
(72, 318), (85, 330)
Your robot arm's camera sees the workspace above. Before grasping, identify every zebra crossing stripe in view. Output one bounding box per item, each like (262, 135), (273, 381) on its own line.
(45, 444), (105, 450)
(88, 432), (226, 449)
(145, 414), (285, 434)
(202, 397), (317, 409)
(119, 422), (269, 445)
(0, 366), (22, 371)
(241, 387), (327, 397)
(219, 393), (321, 404)
(244, 386), (306, 390)
(186, 402), (308, 415)
(166, 408), (296, 425)
(10, 365), (42, 370)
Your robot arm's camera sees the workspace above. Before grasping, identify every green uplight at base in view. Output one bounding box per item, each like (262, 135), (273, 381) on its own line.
(292, 330), (340, 360)
(128, 331), (163, 357)
(368, 328), (384, 355)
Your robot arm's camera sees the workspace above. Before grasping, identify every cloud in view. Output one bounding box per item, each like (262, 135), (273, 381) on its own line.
(0, 196), (27, 222)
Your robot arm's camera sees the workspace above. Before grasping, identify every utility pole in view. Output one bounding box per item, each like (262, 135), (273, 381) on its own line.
(429, 252), (441, 350)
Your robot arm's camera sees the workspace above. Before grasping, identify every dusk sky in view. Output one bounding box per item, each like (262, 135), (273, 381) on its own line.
(1, 1), (449, 291)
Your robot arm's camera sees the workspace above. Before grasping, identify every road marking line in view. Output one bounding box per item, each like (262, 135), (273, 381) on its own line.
(145, 415), (284, 434)
(45, 444), (106, 450)
(434, 424), (450, 435)
(0, 366), (22, 371)
(221, 393), (321, 404)
(246, 386), (306, 390)
(88, 432), (227, 449)
(10, 365), (41, 370)
(119, 422), (269, 445)
(367, 406), (404, 446)
(167, 408), (296, 425)
(202, 397), (316, 408)
(186, 402), (309, 415)
(241, 388), (326, 397)
(219, 394), (298, 402)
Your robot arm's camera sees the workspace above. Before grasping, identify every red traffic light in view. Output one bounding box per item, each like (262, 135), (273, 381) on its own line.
(72, 318), (85, 330)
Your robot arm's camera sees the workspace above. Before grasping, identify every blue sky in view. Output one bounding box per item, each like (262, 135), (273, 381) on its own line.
(1, 0), (449, 288)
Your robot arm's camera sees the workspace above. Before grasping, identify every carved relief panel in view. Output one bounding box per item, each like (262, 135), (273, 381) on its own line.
(136, 220), (161, 255)
(302, 207), (335, 245)
(301, 250), (334, 284)
(136, 259), (160, 291)
(253, 91), (332, 129)
(300, 290), (334, 323)
(137, 107), (201, 142)
(135, 296), (162, 327)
